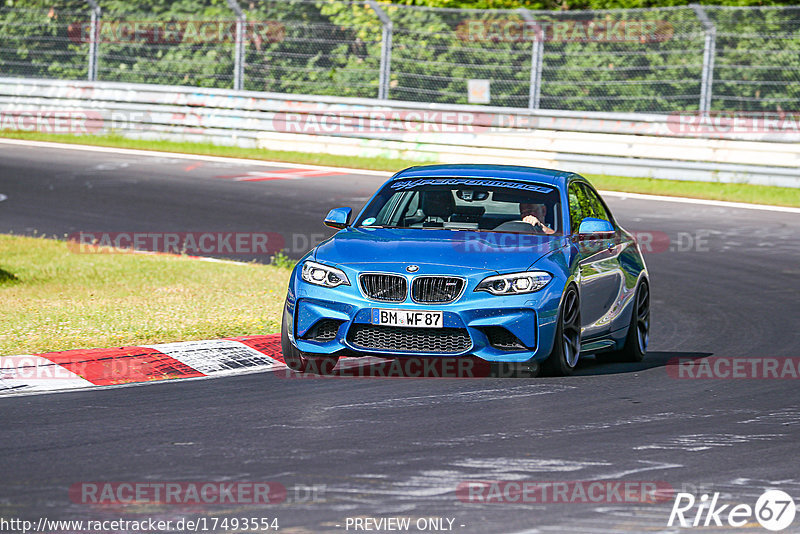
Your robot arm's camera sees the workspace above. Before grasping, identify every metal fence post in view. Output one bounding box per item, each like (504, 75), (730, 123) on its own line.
(227, 0), (246, 91)
(519, 9), (544, 110)
(691, 4), (716, 114)
(368, 0), (392, 100)
(86, 0), (101, 81)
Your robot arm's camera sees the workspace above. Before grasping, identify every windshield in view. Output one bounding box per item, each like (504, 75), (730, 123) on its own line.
(355, 177), (562, 234)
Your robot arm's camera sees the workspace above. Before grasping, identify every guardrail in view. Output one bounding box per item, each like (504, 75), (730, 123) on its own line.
(0, 77), (798, 187)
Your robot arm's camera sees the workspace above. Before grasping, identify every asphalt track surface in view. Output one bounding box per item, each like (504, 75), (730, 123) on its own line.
(1, 142), (799, 533)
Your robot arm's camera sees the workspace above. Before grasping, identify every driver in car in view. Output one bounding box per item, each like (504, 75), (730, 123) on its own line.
(520, 202), (556, 234)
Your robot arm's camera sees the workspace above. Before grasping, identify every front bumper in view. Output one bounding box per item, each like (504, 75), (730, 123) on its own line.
(284, 266), (565, 363)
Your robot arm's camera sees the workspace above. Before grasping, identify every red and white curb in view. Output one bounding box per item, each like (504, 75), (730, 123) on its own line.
(0, 334), (284, 396)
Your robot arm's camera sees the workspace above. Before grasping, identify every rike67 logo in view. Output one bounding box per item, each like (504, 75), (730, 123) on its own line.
(668, 490), (796, 531)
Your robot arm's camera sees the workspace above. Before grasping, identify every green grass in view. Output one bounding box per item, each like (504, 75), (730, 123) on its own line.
(0, 234), (291, 355)
(0, 131), (412, 172)
(2, 131), (799, 207)
(584, 174), (800, 207)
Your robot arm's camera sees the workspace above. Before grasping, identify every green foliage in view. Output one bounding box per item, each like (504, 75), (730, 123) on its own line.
(239, 1), (383, 96)
(707, 7), (800, 111)
(1, 0), (798, 112)
(394, 0), (800, 9)
(0, 1), (89, 79)
(270, 250), (297, 269)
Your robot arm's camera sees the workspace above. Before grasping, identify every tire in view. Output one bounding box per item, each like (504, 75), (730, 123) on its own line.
(542, 285), (581, 377)
(280, 310), (340, 375)
(600, 281), (649, 363)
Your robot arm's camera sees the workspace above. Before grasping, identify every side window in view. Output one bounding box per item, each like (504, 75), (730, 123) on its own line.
(568, 182), (588, 233)
(581, 184), (612, 223)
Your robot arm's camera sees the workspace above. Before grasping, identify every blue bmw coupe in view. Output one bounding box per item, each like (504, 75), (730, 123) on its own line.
(281, 164), (650, 376)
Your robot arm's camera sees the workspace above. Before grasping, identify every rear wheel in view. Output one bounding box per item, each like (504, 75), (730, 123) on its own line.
(281, 311), (340, 374)
(542, 285), (581, 376)
(599, 281), (649, 363)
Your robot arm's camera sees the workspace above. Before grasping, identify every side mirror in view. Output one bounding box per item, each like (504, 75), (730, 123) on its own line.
(577, 217), (614, 237)
(324, 207), (352, 229)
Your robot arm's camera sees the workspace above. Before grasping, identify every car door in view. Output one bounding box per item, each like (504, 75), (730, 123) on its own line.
(569, 181), (624, 339)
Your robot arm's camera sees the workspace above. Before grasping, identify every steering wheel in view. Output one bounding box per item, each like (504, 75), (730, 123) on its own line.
(492, 220), (543, 234)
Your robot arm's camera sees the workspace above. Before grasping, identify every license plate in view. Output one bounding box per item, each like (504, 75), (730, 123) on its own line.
(373, 309), (443, 328)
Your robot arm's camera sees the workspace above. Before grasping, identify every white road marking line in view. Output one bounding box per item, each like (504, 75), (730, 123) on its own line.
(228, 169), (345, 181)
(0, 137), (797, 212)
(0, 138), (390, 176)
(601, 190), (800, 214)
(0, 194), (7, 202)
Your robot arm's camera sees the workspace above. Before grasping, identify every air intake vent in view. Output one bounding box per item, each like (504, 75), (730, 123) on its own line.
(301, 319), (343, 342)
(411, 276), (465, 304)
(482, 326), (526, 351)
(347, 325), (471, 353)
(360, 273), (407, 302)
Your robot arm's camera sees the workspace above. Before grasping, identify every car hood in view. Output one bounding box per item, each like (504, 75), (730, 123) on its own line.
(314, 227), (566, 273)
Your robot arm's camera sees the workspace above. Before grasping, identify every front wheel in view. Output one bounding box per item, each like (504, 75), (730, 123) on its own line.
(542, 285), (581, 376)
(281, 311), (340, 374)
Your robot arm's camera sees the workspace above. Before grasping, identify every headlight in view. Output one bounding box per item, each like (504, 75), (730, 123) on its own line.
(475, 271), (552, 295)
(301, 261), (350, 288)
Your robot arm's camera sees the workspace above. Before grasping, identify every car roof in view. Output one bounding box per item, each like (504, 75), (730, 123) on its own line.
(391, 164), (575, 188)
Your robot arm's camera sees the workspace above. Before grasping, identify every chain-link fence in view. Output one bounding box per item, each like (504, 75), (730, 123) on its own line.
(0, 5), (90, 80)
(90, 3), (239, 88)
(707, 6), (800, 112)
(1, 1), (798, 113)
(241, 1), (384, 98)
(382, 5), (709, 112)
